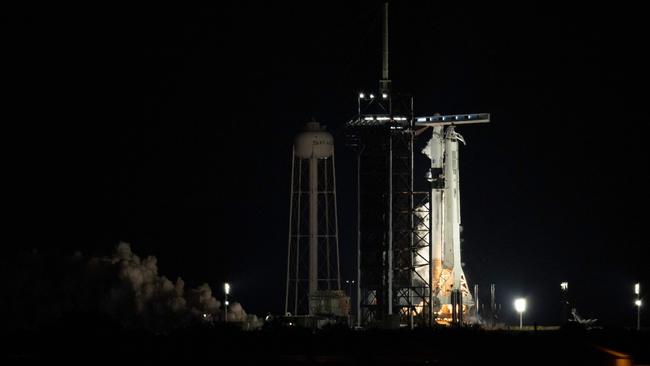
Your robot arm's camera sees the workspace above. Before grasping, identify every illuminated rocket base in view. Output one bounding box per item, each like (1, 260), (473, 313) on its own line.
(433, 268), (474, 323)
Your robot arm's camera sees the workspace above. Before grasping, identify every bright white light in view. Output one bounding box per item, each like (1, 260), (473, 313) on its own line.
(636, 300), (642, 307)
(225, 300), (229, 306)
(203, 313), (207, 318)
(514, 298), (527, 313)
(224, 283), (230, 295)
(635, 283), (640, 295)
(416, 117), (426, 122)
(561, 282), (568, 291)
(369, 94), (375, 99)
(364, 117), (374, 121)
(359, 93), (365, 98)
(382, 93), (388, 99)
(377, 117), (390, 121)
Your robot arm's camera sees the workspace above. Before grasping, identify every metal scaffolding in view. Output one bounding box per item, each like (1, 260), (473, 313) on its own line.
(346, 91), (434, 328)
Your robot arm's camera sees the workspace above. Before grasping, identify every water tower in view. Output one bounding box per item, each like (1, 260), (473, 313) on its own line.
(285, 122), (348, 321)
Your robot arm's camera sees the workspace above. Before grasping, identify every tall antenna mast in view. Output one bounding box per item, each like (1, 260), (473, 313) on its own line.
(380, 2), (391, 93)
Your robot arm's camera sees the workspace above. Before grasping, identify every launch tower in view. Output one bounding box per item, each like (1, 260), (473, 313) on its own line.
(347, 2), (489, 328)
(345, 3), (432, 328)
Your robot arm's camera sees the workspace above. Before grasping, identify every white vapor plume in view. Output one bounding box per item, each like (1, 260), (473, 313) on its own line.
(2, 242), (260, 332)
(88, 242), (227, 330)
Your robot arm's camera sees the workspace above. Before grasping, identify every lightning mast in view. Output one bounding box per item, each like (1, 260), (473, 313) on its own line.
(380, 2), (390, 94)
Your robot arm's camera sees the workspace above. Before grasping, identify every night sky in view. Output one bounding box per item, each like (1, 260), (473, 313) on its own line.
(5, 3), (649, 326)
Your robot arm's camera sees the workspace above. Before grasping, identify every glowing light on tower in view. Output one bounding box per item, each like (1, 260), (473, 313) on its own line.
(635, 283), (641, 330)
(224, 282), (230, 322)
(514, 298), (527, 329)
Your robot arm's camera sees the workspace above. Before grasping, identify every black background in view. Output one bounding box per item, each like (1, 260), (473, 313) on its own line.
(5, 2), (649, 326)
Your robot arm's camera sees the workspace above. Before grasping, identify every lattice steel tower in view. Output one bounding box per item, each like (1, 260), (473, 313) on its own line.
(345, 2), (432, 328)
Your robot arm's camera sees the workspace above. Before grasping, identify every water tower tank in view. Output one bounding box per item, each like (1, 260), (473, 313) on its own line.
(294, 122), (333, 159)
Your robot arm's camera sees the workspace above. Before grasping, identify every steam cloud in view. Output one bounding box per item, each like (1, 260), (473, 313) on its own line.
(1, 242), (259, 332)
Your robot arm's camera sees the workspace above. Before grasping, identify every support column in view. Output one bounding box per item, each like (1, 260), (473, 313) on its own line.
(309, 156), (318, 296)
(387, 136), (393, 315)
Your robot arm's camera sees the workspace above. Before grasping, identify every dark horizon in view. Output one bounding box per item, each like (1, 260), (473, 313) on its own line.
(4, 3), (649, 328)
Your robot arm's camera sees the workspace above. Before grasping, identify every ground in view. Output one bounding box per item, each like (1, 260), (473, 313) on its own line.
(3, 323), (648, 365)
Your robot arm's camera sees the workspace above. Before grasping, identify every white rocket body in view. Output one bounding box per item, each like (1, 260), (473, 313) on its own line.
(425, 125), (473, 309)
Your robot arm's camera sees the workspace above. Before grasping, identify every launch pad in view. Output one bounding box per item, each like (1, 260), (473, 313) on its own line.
(346, 95), (489, 328)
(345, 3), (489, 328)
(285, 3), (489, 329)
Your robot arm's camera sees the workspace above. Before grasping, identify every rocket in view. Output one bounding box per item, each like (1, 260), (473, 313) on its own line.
(426, 125), (473, 309)
(417, 113), (490, 314)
